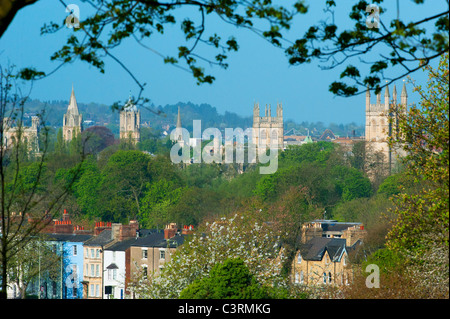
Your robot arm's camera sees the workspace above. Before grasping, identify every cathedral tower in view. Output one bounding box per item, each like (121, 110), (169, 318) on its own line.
(119, 95), (140, 144)
(365, 83), (407, 173)
(252, 102), (284, 153)
(63, 85), (83, 142)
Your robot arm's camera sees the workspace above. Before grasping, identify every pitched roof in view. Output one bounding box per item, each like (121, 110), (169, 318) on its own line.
(321, 222), (361, 232)
(83, 229), (113, 247)
(106, 263), (119, 270)
(132, 230), (185, 249)
(299, 237), (347, 262)
(319, 129), (336, 141)
(303, 135), (313, 144)
(46, 233), (92, 243)
(105, 237), (137, 251)
(309, 220), (362, 232)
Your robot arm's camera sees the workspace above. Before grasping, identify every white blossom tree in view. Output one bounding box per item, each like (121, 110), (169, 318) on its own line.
(128, 213), (288, 299)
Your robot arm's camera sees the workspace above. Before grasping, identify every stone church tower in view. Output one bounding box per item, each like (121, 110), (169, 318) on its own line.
(120, 95), (140, 144)
(365, 83), (407, 172)
(3, 116), (40, 154)
(252, 102), (284, 152)
(63, 85), (83, 142)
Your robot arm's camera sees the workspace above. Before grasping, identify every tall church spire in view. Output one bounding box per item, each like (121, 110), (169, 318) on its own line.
(67, 84), (79, 115)
(63, 84), (82, 141)
(176, 106), (182, 129)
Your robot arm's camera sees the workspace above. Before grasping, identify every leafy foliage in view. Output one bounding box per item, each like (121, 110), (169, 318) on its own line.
(34, 0), (307, 100)
(386, 52), (449, 254)
(180, 258), (271, 299)
(285, 0), (449, 96)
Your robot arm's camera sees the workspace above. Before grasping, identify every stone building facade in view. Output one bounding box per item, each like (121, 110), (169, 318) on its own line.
(82, 221), (139, 299)
(119, 96), (140, 144)
(292, 220), (366, 286)
(127, 223), (187, 298)
(252, 102), (284, 153)
(2, 115), (40, 154)
(365, 83), (407, 173)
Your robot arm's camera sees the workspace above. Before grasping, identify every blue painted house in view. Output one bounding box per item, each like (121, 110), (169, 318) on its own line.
(27, 233), (92, 299)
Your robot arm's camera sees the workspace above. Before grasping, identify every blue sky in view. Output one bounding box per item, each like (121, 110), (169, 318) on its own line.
(0, 0), (445, 125)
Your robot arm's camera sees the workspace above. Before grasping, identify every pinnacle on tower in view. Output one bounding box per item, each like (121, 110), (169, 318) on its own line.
(384, 85), (390, 108)
(376, 90), (381, 105)
(277, 102), (283, 117)
(392, 84), (397, 101)
(401, 82), (408, 106)
(366, 86), (371, 110)
(401, 82), (408, 97)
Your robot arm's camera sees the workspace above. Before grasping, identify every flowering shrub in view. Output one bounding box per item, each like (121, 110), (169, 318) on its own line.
(128, 213), (288, 299)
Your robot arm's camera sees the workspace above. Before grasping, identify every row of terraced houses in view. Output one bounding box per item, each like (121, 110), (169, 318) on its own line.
(6, 210), (191, 299)
(6, 210), (366, 299)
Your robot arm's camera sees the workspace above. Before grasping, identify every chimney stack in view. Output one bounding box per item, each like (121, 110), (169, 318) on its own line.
(94, 221), (112, 236)
(164, 223), (178, 239)
(63, 209), (70, 221)
(181, 225), (194, 235)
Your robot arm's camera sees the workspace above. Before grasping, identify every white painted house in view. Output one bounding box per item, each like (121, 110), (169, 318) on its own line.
(103, 238), (136, 299)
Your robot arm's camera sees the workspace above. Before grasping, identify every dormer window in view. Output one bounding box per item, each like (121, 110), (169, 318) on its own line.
(297, 253), (302, 264)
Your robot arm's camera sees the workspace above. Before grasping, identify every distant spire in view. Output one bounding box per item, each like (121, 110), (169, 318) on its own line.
(176, 106), (182, 128)
(401, 82), (408, 97)
(67, 84), (79, 115)
(401, 81), (408, 107)
(392, 84), (397, 105)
